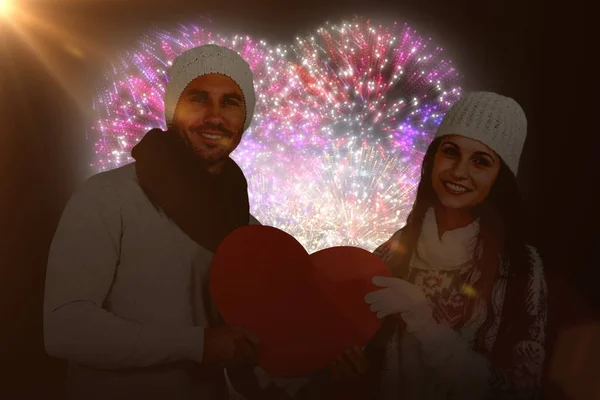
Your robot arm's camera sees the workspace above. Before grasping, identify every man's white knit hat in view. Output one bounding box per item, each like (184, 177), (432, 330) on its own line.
(435, 92), (527, 175)
(164, 44), (256, 131)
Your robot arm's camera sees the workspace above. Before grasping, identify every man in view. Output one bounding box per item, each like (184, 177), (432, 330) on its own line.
(45, 43), (374, 400)
(44, 44), (264, 400)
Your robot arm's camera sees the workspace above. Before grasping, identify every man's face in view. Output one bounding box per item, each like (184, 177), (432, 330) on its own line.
(171, 73), (246, 166)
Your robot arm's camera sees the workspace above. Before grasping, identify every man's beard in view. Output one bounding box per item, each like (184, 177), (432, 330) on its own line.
(187, 136), (227, 165)
(176, 123), (239, 167)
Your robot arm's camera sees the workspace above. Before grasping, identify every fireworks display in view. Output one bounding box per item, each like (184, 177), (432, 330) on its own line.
(90, 19), (462, 253)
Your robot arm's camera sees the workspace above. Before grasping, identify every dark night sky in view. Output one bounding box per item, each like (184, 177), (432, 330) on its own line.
(0, 0), (595, 398)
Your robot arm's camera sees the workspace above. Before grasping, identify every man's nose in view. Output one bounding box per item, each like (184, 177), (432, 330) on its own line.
(203, 102), (224, 124)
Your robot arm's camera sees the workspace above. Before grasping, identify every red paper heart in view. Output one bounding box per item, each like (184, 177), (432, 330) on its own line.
(210, 225), (390, 378)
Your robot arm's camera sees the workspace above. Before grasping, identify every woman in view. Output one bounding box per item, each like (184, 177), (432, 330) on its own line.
(364, 91), (547, 400)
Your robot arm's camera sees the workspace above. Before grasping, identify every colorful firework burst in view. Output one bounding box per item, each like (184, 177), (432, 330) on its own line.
(89, 18), (462, 252)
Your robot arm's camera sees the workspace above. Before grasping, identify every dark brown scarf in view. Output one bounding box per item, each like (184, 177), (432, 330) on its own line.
(131, 128), (250, 253)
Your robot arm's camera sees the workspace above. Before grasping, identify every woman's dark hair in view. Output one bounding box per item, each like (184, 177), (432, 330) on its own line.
(393, 136), (532, 365)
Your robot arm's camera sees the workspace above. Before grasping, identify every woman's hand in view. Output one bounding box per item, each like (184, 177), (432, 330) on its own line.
(364, 276), (428, 318)
(365, 276), (435, 333)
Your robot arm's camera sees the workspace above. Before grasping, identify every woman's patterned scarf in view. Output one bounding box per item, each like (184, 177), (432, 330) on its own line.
(374, 208), (547, 397)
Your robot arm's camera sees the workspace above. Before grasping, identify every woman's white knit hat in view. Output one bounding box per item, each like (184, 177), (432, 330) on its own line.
(164, 44), (256, 131)
(435, 91), (527, 175)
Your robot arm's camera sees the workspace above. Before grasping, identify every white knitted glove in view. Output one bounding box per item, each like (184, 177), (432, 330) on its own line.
(366, 277), (490, 399)
(364, 276), (435, 333)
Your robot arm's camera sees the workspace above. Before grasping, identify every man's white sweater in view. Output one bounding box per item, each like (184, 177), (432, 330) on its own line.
(44, 162), (260, 399)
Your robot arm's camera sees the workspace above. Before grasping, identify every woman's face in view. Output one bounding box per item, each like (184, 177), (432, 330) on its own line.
(431, 135), (501, 210)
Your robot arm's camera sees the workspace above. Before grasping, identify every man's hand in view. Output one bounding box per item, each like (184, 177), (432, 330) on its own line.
(329, 346), (368, 380)
(202, 325), (259, 367)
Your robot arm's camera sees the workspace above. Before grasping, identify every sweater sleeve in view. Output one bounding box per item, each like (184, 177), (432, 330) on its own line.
(409, 247), (547, 399)
(44, 174), (205, 369)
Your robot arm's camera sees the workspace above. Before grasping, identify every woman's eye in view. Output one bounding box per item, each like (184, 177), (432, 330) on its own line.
(474, 157), (491, 167)
(442, 147), (458, 156)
